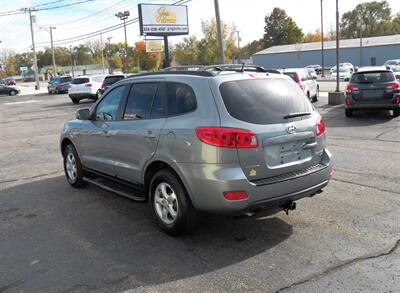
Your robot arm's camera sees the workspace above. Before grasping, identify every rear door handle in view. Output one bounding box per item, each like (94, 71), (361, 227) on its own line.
(303, 142), (318, 149)
(144, 130), (156, 139)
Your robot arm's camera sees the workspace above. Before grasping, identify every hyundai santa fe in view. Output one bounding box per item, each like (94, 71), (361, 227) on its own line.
(60, 70), (333, 235)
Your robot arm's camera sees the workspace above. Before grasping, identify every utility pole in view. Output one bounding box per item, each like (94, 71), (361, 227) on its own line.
(320, 0), (325, 77)
(359, 16), (363, 67)
(115, 11), (130, 72)
(236, 31), (241, 64)
(40, 26), (57, 76)
(107, 37), (112, 74)
(100, 33), (105, 74)
(69, 45), (74, 77)
(22, 8), (40, 90)
(214, 0), (225, 64)
(335, 0), (340, 92)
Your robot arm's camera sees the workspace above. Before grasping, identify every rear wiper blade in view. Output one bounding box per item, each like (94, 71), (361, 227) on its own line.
(357, 81), (373, 84)
(283, 112), (312, 119)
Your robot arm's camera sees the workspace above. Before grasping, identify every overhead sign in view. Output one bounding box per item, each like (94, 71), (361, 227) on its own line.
(138, 4), (189, 36)
(20, 66), (28, 71)
(146, 40), (163, 53)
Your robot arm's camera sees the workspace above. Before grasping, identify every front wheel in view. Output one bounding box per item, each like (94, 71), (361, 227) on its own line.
(312, 86), (319, 102)
(393, 107), (400, 117)
(9, 90), (17, 96)
(149, 169), (198, 236)
(63, 144), (86, 188)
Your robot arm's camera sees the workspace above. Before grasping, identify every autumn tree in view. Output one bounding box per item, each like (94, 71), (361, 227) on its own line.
(303, 29), (324, 43)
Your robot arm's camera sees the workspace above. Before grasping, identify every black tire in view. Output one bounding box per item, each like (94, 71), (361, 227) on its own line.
(345, 109), (353, 117)
(71, 97), (80, 104)
(9, 90), (17, 96)
(149, 169), (198, 236)
(63, 144), (87, 188)
(312, 86), (319, 102)
(393, 107), (400, 117)
(307, 91), (311, 101)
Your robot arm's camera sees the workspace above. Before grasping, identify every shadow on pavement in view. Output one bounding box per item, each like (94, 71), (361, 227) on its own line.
(321, 105), (394, 128)
(1, 176), (292, 291)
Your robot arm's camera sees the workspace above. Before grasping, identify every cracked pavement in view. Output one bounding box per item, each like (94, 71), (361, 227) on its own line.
(0, 92), (399, 292)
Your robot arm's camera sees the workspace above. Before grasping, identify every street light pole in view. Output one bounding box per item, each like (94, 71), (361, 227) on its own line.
(69, 45), (74, 77)
(236, 30), (241, 64)
(320, 0), (325, 77)
(22, 8), (40, 90)
(335, 0), (340, 92)
(40, 26), (57, 76)
(107, 37), (112, 74)
(115, 11), (130, 72)
(214, 0), (225, 64)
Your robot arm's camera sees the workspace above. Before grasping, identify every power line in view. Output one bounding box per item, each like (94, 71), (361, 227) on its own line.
(37, 0), (190, 46)
(18, 0), (191, 51)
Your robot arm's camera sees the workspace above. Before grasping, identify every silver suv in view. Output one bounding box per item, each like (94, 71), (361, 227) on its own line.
(60, 70), (333, 235)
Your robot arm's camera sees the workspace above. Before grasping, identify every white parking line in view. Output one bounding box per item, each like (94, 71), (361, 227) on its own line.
(4, 100), (39, 105)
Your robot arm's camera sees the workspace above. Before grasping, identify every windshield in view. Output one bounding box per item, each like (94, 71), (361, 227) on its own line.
(384, 60), (399, 66)
(219, 78), (312, 125)
(351, 71), (395, 83)
(60, 77), (72, 83)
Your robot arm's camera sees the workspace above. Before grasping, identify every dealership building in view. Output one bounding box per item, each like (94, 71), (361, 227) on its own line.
(252, 34), (400, 69)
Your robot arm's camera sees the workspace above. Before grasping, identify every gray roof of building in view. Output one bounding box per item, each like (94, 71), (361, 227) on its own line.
(254, 34), (400, 55)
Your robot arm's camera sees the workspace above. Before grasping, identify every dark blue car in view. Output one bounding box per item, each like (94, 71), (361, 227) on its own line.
(48, 76), (72, 94)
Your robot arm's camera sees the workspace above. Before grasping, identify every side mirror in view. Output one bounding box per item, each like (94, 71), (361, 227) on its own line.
(76, 108), (91, 120)
(396, 75), (400, 81)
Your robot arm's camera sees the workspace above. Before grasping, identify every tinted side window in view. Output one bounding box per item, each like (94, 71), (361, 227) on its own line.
(96, 85), (126, 121)
(124, 83), (158, 120)
(166, 83), (197, 116)
(150, 83), (165, 119)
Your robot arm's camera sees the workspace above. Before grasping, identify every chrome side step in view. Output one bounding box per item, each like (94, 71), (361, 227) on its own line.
(83, 177), (147, 202)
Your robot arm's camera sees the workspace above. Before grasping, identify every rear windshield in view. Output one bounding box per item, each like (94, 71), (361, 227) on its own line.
(103, 76), (125, 86)
(60, 77), (72, 83)
(219, 78), (312, 125)
(283, 72), (297, 82)
(351, 71), (395, 83)
(71, 78), (90, 84)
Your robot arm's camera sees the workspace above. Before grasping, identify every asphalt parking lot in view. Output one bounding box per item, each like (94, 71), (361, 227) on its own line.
(1, 91), (399, 292)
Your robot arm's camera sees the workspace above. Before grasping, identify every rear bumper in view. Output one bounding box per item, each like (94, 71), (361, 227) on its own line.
(68, 93), (97, 99)
(179, 148), (333, 215)
(346, 103), (399, 110)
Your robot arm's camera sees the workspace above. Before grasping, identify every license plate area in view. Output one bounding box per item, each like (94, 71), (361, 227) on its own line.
(362, 90), (383, 98)
(265, 141), (312, 168)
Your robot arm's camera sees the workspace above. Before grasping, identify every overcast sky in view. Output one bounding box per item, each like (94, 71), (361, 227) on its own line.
(1, 0), (400, 53)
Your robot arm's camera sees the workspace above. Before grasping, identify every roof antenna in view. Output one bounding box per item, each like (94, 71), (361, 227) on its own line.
(240, 62), (245, 72)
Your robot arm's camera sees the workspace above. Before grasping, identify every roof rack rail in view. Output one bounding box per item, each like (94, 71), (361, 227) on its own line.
(203, 64), (269, 73)
(162, 65), (205, 71)
(127, 70), (216, 78)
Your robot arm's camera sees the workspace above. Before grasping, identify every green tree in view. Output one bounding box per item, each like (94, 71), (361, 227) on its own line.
(197, 18), (237, 65)
(340, 1), (399, 39)
(240, 39), (264, 58)
(174, 36), (200, 65)
(263, 8), (304, 48)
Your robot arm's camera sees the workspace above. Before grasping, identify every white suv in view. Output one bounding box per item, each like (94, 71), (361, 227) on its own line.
(68, 75), (106, 104)
(283, 68), (319, 102)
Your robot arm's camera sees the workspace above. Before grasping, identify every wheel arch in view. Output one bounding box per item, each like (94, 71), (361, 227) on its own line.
(143, 160), (197, 207)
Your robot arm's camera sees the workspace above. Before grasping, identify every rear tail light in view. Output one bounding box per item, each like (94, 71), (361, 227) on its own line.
(223, 191), (248, 201)
(346, 85), (359, 92)
(328, 164), (335, 176)
(58, 83), (64, 87)
(395, 96), (400, 104)
(85, 83), (93, 87)
(315, 114), (326, 137)
(195, 127), (259, 148)
(386, 82), (400, 90)
(345, 98), (352, 106)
